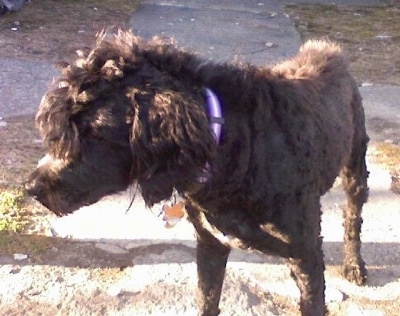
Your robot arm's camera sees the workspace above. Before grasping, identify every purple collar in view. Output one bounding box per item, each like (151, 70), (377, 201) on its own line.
(195, 88), (224, 183)
(204, 88), (224, 144)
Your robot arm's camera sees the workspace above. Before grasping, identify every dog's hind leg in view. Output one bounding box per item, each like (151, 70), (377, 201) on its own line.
(340, 133), (369, 285)
(287, 195), (326, 316)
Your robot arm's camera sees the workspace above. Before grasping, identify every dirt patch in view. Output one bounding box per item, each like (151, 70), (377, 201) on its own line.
(0, 115), (42, 185)
(0, 115), (52, 238)
(285, 3), (400, 85)
(0, 0), (139, 63)
(370, 142), (400, 194)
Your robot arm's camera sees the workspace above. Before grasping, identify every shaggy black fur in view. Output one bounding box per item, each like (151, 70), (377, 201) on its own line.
(26, 30), (369, 316)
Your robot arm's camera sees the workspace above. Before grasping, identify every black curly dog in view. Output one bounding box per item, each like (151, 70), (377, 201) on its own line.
(26, 31), (369, 315)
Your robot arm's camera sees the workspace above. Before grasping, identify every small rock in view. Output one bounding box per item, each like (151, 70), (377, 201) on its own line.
(13, 253), (28, 261)
(0, 121), (7, 127)
(265, 42), (275, 48)
(361, 82), (373, 87)
(376, 35), (392, 40)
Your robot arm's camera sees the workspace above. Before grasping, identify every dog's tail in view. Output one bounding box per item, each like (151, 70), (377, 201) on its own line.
(272, 39), (349, 80)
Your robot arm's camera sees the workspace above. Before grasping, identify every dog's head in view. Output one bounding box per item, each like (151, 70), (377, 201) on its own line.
(25, 31), (216, 215)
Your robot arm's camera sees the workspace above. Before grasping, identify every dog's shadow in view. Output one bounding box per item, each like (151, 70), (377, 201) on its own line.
(1, 233), (399, 287)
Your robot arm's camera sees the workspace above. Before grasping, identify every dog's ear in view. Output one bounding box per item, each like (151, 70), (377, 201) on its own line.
(36, 88), (82, 159)
(130, 90), (216, 205)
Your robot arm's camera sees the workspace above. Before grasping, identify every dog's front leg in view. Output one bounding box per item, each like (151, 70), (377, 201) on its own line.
(196, 232), (230, 316)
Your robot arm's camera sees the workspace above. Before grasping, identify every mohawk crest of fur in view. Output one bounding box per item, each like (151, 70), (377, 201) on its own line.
(35, 31), (158, 159)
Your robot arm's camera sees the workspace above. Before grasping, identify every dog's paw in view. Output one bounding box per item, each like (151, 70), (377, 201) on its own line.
(342, 262), (367, 285)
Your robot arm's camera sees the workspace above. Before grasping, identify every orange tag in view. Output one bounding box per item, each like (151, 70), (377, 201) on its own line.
(162, 201), (185, 228)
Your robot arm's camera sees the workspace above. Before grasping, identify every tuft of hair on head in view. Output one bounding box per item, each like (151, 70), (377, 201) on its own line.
(35, 28), (143, 159)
